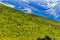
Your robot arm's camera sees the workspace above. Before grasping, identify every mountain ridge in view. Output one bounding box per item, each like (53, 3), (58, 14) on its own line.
(1, 0), (60, 21)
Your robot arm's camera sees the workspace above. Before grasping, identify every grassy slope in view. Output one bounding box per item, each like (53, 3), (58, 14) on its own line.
(0, 4), (60, 40)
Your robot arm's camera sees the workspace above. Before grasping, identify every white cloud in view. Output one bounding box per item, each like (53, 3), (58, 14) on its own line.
(0, 0), (1, 2)
(39, 0), (58, 8)
(47, 3), (58, 8)
(46, 8), (60, 18)
(22, 0), (29, 2)
(37, 0), (60, 18)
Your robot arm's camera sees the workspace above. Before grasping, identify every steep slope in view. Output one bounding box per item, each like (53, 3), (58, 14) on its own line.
(0, 4), (60, 40)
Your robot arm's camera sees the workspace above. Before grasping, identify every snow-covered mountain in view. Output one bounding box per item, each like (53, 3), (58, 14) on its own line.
(0, 0), (60, 21)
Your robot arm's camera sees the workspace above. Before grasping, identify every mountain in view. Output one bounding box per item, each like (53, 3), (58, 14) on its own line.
(0, 4), (60, 40)
(1, 0), (60, 21)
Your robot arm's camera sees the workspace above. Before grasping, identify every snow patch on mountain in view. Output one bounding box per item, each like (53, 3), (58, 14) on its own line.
(0, 2), (15, 8)
(24, 8), (32, 13)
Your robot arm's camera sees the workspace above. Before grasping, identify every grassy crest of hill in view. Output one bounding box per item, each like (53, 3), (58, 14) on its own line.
(0, 4), (60, 40)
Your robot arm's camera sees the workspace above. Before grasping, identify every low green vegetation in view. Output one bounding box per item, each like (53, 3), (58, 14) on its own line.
(0, 4), (60, 40)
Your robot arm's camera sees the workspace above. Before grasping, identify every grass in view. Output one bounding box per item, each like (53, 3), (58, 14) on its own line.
(0, 4), (60, 40)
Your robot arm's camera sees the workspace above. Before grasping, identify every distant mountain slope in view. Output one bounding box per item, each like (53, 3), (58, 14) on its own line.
(0, 4), (60, 40)
(1, 0), (60, 21)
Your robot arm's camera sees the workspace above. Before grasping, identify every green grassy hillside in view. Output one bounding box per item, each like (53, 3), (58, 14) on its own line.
(0, 4), (60, 40)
